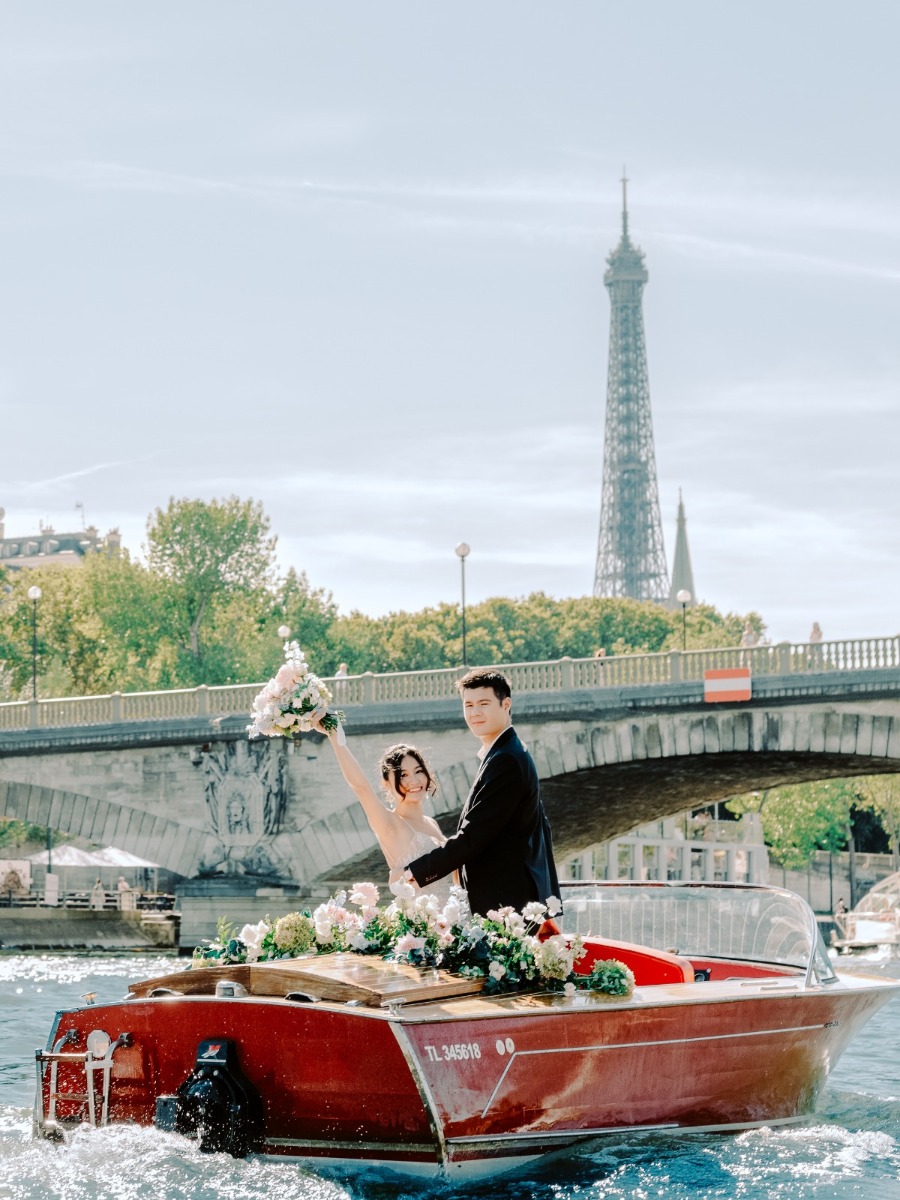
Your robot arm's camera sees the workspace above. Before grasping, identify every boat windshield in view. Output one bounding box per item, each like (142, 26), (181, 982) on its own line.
(560, 882), (835, 984)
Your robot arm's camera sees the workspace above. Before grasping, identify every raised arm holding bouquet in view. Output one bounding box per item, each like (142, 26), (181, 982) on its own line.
(247, 642), (455, 903)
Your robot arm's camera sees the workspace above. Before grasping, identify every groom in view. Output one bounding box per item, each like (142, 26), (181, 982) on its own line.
(402, 667), (560, 917)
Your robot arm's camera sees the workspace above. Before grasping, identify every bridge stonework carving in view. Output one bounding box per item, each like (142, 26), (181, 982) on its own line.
(2, 644), (900, 893)
(201, 740), (288, 877)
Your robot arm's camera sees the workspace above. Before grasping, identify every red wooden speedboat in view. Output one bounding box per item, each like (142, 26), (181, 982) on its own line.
(33, 882), (900, 1178)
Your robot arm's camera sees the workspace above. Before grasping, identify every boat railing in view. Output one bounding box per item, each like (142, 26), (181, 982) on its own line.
(560, 882), (834, 986)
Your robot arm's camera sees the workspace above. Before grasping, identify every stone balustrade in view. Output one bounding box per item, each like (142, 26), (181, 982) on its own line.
(1, 636), (898, 733)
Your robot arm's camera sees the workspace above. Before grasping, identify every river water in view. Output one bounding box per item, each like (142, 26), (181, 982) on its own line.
(1, 952), (898, 1200)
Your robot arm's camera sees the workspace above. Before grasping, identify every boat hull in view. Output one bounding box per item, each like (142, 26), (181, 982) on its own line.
(36, 974), (899, 1176)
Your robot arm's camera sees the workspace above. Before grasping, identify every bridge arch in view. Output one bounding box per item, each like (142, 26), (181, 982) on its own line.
(0, 779), (212, 879)
(2, 703), (898, 892)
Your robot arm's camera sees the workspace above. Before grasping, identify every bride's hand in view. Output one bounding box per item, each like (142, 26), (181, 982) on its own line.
(310, 705), (331, 734)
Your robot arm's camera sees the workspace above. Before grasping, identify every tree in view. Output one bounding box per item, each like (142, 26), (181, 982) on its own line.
(860, 775), (900, 871)
(727, 778), (875, 905)
(277, 569), (339, 671)
(145, 496), (277, 679)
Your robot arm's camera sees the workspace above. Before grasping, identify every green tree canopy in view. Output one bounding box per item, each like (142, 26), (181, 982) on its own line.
(145, 496), (277, 677)
(727, 778), (873, 871)
(1, 497), (768, 700)
(859, 775), (900, 871)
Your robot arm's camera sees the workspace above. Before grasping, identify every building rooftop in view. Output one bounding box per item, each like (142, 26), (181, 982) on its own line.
(0, 507), (121, 570)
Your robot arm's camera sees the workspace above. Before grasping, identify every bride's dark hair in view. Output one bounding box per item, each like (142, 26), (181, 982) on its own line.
(378, 744), (437, 798)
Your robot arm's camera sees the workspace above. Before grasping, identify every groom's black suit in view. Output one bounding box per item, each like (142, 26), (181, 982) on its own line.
(406, 726), (560, 917)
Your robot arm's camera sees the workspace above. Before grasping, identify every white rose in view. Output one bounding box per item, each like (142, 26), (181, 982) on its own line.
(238, 920), (270, 963)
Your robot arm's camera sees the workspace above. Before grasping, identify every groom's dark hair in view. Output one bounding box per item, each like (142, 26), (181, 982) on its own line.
(456, 668), (511, 703)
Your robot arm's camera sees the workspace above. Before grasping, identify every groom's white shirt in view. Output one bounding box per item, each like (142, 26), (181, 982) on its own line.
(476, 723), (513, 761)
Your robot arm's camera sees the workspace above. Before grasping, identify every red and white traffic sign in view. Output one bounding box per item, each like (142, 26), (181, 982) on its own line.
(703, 667), (752, 703)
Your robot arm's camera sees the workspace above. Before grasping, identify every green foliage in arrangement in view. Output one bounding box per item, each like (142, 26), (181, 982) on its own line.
(193, 886), (637, 1001)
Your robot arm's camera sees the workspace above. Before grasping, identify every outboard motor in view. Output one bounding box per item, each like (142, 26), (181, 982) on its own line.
(155, 1039), (261, 1157)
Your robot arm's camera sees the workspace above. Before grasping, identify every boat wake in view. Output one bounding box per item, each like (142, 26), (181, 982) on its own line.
(0, 1105), (349, 1200)
(3, 1097), (899, 1200)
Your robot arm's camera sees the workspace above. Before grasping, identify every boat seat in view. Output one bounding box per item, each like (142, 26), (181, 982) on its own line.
(574, 936), (694, 985)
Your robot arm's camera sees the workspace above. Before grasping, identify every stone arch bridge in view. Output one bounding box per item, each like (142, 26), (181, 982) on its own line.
(1, 640), (899, 895)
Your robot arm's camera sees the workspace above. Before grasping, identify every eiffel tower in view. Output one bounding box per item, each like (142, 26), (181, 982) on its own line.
(592, 174), (670, 603)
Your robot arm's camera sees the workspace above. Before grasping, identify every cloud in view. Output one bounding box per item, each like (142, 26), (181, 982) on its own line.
(7, 158), (899, 282)
(658, 230), (900, 284)
(5, 454), (164, 498)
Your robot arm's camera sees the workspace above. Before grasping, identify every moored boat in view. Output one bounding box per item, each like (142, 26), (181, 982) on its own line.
(33, 882), (900, 1178)
(833, 870), (900, 953)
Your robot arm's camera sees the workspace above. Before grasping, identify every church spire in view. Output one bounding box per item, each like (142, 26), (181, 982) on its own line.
(667, 490), (696, 608)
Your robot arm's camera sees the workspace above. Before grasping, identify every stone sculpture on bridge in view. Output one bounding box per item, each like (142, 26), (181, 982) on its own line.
(201, 740), (286, 876)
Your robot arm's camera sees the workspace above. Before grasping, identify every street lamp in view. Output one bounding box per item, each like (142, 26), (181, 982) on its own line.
(277, 625), (291, 641)
(455, 543), (470, 666)
(675, 589), (691, 652)
(27, 585), (42, 700)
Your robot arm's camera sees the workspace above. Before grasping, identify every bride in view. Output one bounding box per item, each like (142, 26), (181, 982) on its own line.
(313, 714), (456, 903)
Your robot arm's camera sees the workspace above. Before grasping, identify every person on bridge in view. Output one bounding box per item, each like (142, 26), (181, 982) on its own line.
(399, 668), (561, 919)
(312, 713), (457, 904)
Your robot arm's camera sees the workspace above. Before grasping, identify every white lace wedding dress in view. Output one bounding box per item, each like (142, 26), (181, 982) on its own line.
(394, 828), (456, 906)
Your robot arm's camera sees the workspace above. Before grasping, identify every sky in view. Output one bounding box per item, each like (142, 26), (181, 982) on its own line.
(1, 3), (898, 645)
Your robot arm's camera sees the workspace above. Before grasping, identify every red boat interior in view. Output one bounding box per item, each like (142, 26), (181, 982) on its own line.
(574, 938), (694, 984)
(573, 938), (799, 985)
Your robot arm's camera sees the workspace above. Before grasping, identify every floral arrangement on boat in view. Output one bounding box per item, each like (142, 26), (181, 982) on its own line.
(247, 641), (345, 739)
(194, 882), (635, 1000)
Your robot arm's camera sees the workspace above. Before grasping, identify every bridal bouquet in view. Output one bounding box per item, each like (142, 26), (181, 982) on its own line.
(247, 640), (345, 740)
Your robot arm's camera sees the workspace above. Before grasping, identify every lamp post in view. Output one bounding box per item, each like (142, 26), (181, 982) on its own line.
(277, 625), (291, 641)
(27, 585), (42, 700)
(675, 589), (691, 652)
(455, 543), (470, 666)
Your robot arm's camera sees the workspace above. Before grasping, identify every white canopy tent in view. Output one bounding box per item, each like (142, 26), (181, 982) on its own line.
(27, 845), (160, 895)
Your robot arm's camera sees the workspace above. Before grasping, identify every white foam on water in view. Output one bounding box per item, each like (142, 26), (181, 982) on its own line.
(723, 1119), (900, 1194)
(0, 1114), (352, 1200)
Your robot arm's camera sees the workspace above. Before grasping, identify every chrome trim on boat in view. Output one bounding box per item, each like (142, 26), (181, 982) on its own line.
(448, 1122), (678, 1146)
(264, 1137), (435, 1154)
(448, 1114), (809, 1150)
(481, 1021), (833, 1117)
